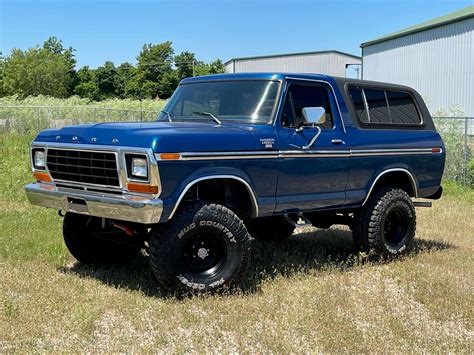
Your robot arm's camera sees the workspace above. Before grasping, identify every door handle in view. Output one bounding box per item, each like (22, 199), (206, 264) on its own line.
(331, 139), (345, 145)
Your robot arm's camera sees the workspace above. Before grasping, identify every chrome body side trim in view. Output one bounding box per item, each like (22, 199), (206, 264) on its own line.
(362, 168), (418, 206)
(279, 150), (350, 158)
(155, 151), (279, 161)
(168, 175), (259, 220)
(155, 148), (441, 161)
(351, 148), (438, 156)
(25, 183), (163, 224)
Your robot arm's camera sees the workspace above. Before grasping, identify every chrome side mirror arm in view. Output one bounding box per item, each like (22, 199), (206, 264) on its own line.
(290, 125), (322, 150)
(302, 126), (322, 150)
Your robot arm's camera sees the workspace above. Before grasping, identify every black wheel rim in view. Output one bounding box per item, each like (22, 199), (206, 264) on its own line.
(180, 230), (227, 276)
(383, 207), (409, 246)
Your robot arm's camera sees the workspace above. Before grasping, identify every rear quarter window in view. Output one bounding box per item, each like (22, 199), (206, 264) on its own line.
(347, 86), (422, 127)
(363, 88), (391, 124)
(385, 91), (420, 125)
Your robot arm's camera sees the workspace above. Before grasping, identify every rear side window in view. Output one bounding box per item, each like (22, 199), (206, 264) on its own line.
(348, 86), (421, 126)
(386, 91), (420, 125)
(347, 87), (368, 122)
(364, 88), (391, 124)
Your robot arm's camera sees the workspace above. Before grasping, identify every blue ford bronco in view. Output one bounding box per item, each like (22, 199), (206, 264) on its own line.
(25, 73), (445, 293)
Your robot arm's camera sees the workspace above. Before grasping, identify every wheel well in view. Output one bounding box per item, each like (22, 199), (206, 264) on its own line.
(171, 178), (257, 220)
(365, 170), (417, 205)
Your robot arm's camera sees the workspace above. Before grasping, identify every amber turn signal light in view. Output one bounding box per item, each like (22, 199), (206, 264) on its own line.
(127, 183), (159, 194)
(160, 153), (181, 160)
(33, 171), (52, 183)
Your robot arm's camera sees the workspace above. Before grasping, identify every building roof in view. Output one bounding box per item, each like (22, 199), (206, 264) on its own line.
(361, 5), (474, 48)
(224, 50), (361, 65)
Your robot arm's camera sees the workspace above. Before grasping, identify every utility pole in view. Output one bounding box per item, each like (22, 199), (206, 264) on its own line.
(345, 63), (362, 79)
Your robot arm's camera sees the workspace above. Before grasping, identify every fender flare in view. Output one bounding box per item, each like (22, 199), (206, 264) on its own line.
(168, 174), (259, 220)
(362, 168), (418, 206)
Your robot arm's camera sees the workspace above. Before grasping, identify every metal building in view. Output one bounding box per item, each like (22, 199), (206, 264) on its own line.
(224, 50), (361, 77)
(361, 6), (474, 117)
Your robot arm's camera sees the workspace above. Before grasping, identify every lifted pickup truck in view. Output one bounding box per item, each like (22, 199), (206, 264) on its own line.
(25, 73), (445, 293)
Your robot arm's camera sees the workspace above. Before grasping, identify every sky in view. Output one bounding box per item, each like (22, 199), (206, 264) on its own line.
(1, 0), (472, 68)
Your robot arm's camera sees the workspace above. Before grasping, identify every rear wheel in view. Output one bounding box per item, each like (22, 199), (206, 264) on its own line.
(352, 187), (416, 257)
(63, 213), (144, 265)
(149, 203), (252, 293)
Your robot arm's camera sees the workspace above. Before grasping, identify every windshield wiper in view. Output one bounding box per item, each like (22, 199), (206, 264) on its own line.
(193, 111), (222, 125)
(160, 110), (174, 122)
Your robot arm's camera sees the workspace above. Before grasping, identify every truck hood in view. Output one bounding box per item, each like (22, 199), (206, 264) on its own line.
(34, 121), (276, 152)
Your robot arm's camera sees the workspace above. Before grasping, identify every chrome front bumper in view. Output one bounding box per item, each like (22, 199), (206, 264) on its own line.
(25, 183), (163, 224)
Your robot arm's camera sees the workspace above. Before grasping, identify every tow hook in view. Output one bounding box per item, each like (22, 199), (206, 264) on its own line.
(111, 222), (135, 236)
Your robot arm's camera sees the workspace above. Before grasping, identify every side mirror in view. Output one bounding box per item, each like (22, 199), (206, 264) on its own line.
(297, 107), (326, 150)
(302, 107), (326, 126)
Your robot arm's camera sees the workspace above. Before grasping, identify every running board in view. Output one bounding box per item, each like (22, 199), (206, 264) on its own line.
(413, 201), (432, 208)
(283, 213), (313, 229)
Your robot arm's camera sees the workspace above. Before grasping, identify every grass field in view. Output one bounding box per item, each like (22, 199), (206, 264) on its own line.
(1, 133), (473, 352)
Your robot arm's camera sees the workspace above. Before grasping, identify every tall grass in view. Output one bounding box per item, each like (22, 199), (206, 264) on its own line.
(0, 95), (166, 134)
(433, 106), (473, 186)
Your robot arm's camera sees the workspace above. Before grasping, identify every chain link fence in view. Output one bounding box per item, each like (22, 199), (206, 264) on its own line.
(0, 105), (159, 134)
(433, 117), (473, 186)
(0, 106), (472, 186)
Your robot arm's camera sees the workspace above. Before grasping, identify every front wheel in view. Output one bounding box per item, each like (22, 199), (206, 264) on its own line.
(352, 187), (416, 257)
(149, 203), (252, 293)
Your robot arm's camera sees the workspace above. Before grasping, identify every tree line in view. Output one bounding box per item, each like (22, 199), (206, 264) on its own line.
(0, 37), (225, 101)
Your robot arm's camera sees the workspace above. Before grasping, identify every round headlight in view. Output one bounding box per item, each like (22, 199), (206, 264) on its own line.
(131, 157), (148, 178)
(33, 150), (46, 169)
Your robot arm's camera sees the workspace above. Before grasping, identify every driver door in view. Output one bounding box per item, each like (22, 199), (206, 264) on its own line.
(275, 80), (349, 212)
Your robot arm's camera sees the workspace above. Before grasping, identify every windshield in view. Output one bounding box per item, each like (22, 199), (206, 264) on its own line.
(157, 80), (281, 124)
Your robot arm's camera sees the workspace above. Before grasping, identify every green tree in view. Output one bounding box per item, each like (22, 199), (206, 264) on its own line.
(43, 37), (77, 94)
(158, 70), (180, 98)
(115, 62), (136, 98)
(0, 52), (5, 96)
(174, 51), (196, 80)
(2, 37), (76, 98)
(208, 59), (225, 74)
(136, 41), (174, 98)
(194, 59), (226, 76)
(73, 66), (99, 100)
(95, 61), (117, 98)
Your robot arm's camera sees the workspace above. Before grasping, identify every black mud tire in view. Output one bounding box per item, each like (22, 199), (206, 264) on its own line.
(149, 203), (252, 294)
(352, 187), (416, 258)
(247, 216), (295, 241)
(63, 213), (143, 265)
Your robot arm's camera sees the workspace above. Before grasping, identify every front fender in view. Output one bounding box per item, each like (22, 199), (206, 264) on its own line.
(160, 165), (261, 222)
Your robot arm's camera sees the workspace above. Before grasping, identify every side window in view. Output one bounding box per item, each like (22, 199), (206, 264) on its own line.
(281, 84), (334, 129)
(348, 86), (421, 127)
(364, 88), (390, 124)
(386, 91), (421, 124)
(348, 87), (368, 122)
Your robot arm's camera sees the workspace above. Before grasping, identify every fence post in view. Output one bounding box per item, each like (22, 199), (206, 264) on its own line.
(464, 118), (468, 185)
(36, 106), (40, 134)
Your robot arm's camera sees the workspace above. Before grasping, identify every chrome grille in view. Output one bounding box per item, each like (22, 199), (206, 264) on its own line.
(46, 149), (120, 187)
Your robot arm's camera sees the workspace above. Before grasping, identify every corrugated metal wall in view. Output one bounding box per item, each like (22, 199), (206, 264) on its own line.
(362, 17), (474, 117)
(225, 53), (361, 77)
